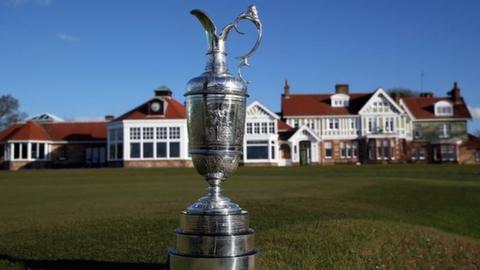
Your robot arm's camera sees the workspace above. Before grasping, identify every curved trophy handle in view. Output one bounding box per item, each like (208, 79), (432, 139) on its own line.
(220, 5), (263, 83)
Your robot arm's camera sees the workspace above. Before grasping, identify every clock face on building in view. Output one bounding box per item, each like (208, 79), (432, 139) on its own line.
(151, 102), (161, 112)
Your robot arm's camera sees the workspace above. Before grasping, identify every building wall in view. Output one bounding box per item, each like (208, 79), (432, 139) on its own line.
(459, 145), (480, 165)
(123, 160), (192, 168)
(413, 120), (468, 143)
(50, 143), (106, 168)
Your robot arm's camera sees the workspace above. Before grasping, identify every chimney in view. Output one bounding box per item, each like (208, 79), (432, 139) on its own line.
(154, 85), (172, 98)
(105, 115), (115, 121)
(448, 81), (461, 103)
(283, 80), (290, 95)
(419, 92), (434, 98)
(335, 84), (349, 94)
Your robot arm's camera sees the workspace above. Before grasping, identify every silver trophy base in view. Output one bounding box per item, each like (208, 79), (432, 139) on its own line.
(169, 210), (257, 270)
(169, 250), (257, 270)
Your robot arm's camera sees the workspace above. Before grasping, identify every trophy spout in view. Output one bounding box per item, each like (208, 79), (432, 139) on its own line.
(190, 9), (219, 53)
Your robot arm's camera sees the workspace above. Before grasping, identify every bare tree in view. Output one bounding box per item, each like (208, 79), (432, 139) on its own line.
(387, 88), (420, 99)
(0, 94), (27, 130)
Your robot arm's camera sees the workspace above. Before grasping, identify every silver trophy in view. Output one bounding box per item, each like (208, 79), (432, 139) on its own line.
(168, 5), (262, 270)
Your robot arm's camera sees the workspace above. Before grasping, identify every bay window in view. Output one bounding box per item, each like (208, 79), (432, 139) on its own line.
(246, 140), (269, 160)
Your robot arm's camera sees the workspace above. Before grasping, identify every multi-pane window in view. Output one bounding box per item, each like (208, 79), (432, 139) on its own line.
(246, 123), (253, 134)
(306, 120), (315, 130)
(438, 123), (450, 138)
(412, 147), (426, 160)
(328, 119), (339, 130)
(169, 127), (180, 139)
(441, 145), (456, 161)
(13, 143), (28, 160)
(261, 123), (268, 134)
(30, 143), (46, 160)
(414, 124), (422, 138)
(143, 127), (154, 140)
(376, 139), (395, 160)
(435, 105), (453, 116)
(156, 127), (167, 139)
(130, 128), (141, 140)
(268, 122), (275, 134)
(340, 141), (358, 159)
(129, 126), (182, 159)
(253, 123), (260, 134)
(324, 142), (333, 159)
(384, 117), (394, 133)
(109, 128), (124, 160)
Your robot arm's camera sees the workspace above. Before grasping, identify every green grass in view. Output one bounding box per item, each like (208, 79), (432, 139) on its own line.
(0, 165), (480, 269)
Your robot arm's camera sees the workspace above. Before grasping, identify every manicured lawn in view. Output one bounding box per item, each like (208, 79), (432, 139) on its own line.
(0, 165), (479, 269)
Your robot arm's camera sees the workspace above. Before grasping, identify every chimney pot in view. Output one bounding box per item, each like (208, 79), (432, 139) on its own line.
(449, 81), (461, 103)
(283, 80), (290, 95)
(420, 92), (434, 98)
(105, 115), (115, 121)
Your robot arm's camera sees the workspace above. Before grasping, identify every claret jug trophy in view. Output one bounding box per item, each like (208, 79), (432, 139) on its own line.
(168, 5), (262, 270)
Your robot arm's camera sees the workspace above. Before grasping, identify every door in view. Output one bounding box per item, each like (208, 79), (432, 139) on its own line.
(299, 141), (311, 166)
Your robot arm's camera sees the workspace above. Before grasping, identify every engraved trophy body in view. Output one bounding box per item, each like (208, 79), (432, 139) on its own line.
(169, 5), (262, 270)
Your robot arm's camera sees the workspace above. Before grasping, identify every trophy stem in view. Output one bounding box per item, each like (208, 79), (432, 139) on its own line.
(207, 177), (222, 199)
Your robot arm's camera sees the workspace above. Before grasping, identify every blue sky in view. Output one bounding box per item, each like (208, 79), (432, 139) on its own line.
(1, 0), (479, 131)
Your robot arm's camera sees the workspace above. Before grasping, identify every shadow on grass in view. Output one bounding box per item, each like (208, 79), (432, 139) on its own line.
(0, 254), (167, 270)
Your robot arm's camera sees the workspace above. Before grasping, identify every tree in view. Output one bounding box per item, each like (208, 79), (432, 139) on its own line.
(0, 94), (27, 130)
(387, 88), (420, 99)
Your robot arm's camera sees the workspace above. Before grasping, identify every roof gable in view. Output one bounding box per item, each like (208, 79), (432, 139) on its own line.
(288, 125), (320, 142)
(26, 113), (64, 122)
(359, 88), (404, 115)
(246, 101), (280, 120)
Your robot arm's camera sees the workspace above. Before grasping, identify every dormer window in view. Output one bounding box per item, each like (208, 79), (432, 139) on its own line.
(434, 101), (453, 116)
(331, 94), (350, 107)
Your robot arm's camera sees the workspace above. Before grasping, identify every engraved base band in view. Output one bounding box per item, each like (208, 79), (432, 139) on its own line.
(169, 249), (257, 270)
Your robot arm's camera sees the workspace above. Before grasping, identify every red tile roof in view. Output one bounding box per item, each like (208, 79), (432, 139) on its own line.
(0, 122), (107, 142)
(114, 97), (186, 121)
(277, 119), (293, 131)
(402, 97), (471, 120)
(282, 93), (372, 116)
(41, 122), (106, 141)
(0, 121), (50, 141)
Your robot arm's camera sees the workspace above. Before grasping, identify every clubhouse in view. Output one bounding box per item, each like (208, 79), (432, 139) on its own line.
(1, 83), (479, 170)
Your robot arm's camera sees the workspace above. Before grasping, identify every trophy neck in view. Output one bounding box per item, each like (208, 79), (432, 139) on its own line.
(205, 48), (228, 75)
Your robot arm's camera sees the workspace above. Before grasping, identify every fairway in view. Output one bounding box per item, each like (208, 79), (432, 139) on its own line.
(0, 165), (479, 269)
